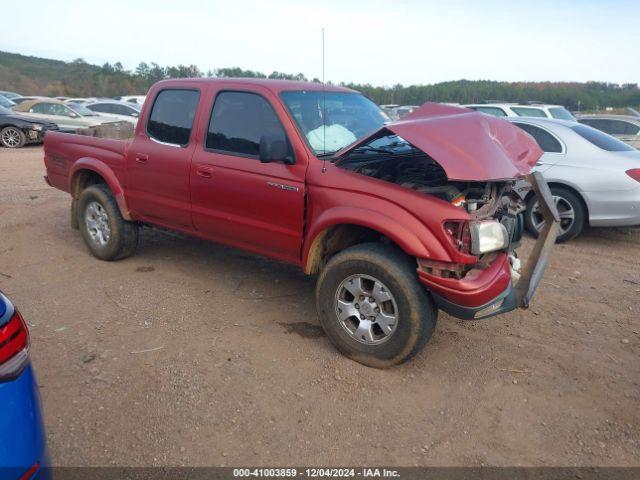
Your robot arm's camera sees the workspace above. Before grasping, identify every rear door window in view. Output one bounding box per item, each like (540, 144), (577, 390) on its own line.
(513, 122), (563, 153)
(147, 89), (200, 146)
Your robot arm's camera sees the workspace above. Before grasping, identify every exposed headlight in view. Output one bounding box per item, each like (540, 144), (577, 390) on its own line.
(31, 125), (43, 131)
(470, 220), (509, 254)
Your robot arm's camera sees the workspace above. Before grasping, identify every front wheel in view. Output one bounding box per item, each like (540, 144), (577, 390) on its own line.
(316, 243), (437, 368)
(0, 127), (26, 148)
(78, 184), (139, 260)
(525, 187), (585, 243)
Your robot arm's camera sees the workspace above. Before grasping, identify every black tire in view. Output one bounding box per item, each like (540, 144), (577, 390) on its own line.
(77, 184), (139, 260)
(0, 126), (26, 148)
(524, 186), (585, 243)
(316, 243), (437, 368)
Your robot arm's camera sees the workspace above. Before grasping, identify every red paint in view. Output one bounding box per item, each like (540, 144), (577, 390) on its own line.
(417, 253), (512, 307)
(43, 78), (539, 312)
(337, 102), (542, 181)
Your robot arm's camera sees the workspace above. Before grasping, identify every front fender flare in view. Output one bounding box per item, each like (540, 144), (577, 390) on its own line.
(302, 206), (451, 274)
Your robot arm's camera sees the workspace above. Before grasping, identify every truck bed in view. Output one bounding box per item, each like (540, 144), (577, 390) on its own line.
(44, 131), (131, 193)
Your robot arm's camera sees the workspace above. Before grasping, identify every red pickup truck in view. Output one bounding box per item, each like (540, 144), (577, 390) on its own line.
(43, 78), (559, 367)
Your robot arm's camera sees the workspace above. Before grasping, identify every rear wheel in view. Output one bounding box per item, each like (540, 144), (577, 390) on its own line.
(316, 243), (437, 368)
(0, 127), (26, 148)
(78, 184), (139, 260)
(525, 186), (585, 243)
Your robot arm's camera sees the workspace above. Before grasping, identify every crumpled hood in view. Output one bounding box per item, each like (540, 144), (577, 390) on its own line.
(336, 103), (542, 181)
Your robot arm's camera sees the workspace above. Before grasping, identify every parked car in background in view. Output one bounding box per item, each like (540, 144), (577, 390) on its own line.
(85, 100), (141, 125)
(114, 95), (146, 105)
(393, 105), (419, 119)
(63, 97), (96, 105)
(13, 99), (120, 133)
(0, 291), (50, 479)
(464, 102), (576, 121)
(0, 90), (21, 100)
(577, 115), (640, 149)
(507, 117), (640, 242)
(0, 94), (16, 108)
(11, 96), (48, 105)
(43, 79), (559, 367)
(0, 105), (58, 148)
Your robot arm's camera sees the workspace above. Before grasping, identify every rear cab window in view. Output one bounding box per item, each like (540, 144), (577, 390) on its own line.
(147, 89), (200, 146)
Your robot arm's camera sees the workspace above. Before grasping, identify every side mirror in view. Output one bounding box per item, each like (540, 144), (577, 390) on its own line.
(131, 112), (139, 118)
(68, 112), (79, 118)
(259, 135), (294, 164)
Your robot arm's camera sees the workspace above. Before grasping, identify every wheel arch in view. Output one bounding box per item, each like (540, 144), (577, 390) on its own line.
(69, 158), (132, 229)
(302, 207), (447, 275)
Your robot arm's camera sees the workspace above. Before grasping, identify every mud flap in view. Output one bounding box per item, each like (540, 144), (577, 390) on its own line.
(514, 171), (560, 308)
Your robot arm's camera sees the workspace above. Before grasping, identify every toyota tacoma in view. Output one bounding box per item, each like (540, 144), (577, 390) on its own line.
(43, 79), (559, 367)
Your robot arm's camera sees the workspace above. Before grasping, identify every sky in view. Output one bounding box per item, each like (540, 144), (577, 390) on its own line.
(2, 0), (639, 86)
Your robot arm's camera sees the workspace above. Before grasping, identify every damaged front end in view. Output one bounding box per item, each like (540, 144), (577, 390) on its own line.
(334, 104), (559, 319)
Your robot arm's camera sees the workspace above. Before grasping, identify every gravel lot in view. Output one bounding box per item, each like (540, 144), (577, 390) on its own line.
(1, 145), (639, 467)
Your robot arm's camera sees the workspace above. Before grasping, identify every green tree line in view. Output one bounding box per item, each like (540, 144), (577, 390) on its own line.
(1, 50), (638, 110)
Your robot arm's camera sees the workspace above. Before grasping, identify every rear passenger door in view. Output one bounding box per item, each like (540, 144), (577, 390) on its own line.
(512, 122), (565, 172)
(190, 89), (307, 263)
(127, 88), (201, 229)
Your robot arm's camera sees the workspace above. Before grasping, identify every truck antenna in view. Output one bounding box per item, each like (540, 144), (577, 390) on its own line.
(321, 27), (327, 174)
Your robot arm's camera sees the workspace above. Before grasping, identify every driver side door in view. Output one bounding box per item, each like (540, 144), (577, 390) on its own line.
(190, 88), (308, 264)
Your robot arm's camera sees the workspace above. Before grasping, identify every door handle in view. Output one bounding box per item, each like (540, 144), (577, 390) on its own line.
(135, 153), (149, 164)
(196, 165), (214, 178)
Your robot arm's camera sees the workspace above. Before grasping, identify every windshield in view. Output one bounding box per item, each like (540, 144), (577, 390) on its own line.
(281, 91), (387, 155)
(0, 105), (12, 115)
(68, 103), (98, 116)
(571, 124), (634, 152)
(549, 107), (575, 121)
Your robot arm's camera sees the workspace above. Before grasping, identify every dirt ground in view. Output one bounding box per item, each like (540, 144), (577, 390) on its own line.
(1, 146), (639, 467)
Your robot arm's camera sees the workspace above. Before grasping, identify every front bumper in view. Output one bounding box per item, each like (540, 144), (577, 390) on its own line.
(419, 172), (560, 320)
(430, 282), (517, 320)
(22, 128), (47, 144)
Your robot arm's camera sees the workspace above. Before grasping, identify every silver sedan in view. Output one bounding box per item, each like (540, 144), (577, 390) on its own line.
(506, 117), (640, 242)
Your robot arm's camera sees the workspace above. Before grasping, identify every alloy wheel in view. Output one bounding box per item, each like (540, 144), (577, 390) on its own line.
(1, 128), (22, 148)
(334, 274), (399, 345)
(531, 195), (575, 236)
(85, 201), (111, 246)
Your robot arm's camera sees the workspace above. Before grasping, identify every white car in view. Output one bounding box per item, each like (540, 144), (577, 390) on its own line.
(463, 102), (575, 121)
(115, 95), (146, 106)
(84, 100), (140, 125)
(507, 117), (640, 242)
